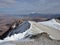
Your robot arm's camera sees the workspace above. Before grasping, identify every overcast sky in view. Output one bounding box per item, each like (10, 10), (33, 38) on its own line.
(0, 0), (60, 14)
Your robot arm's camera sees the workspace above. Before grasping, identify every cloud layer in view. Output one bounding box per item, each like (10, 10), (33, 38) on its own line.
(0, 0), (60, 14)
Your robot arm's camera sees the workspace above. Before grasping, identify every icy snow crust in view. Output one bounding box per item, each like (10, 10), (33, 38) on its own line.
(39, 19), (60, 30)
(0, 19), (60, 43)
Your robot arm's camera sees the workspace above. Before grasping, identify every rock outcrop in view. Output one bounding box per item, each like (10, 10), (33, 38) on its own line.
(0, 17), (23, 39)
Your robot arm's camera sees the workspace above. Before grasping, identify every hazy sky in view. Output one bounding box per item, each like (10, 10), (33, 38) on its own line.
(0, 0), (60, 14)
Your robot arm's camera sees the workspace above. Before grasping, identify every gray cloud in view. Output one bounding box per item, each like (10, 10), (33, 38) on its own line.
(0, 0), (60, 14)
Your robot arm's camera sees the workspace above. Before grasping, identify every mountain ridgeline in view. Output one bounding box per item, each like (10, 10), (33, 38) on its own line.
(4, 13), (60, 18)
(1, 13), (60, 22)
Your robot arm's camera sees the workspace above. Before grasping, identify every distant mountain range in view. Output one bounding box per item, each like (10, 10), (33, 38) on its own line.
(0, 13), (60, 19)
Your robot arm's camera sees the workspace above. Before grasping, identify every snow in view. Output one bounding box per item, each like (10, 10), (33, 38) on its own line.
(0, 31), (28, 44)
(0, 19), (60, 44)
(26, 20), (60, 40)
(38, 19), (60, 30)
